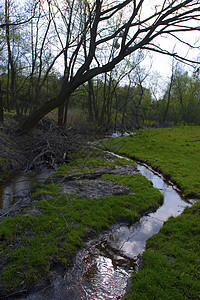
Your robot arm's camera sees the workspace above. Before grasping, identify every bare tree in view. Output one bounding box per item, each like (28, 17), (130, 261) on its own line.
(0, 80), (3, 123)
(0, 0), (40, 119)
(5, 0), (22, 121)
(162, 60), (176, 124)
(16, 0), (200, 132)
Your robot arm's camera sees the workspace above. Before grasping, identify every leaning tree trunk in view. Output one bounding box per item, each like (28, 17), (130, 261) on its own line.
(19, 90), (71, 133)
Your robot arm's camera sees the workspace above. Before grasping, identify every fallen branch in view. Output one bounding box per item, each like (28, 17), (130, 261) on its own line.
(0, 196), (29, 218)
(25, 149), (52, 171)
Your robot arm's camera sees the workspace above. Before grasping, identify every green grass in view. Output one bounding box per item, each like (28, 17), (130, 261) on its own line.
(101, 125), (200, 299)
(102, 125), (200, 198)
(54, 147), (135, 176)
(0, 151), (162, 296)
(125, 200), (200, 300)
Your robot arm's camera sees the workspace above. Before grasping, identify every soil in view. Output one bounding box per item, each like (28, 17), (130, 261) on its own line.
(60, 164), (138, 199)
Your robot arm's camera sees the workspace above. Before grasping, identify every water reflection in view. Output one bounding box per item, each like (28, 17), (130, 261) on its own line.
(82, 255), (129, 299)
(78, 163), (191, 299)
(19, 161), (192, 300)
(81, 246), (133, 299)
(0, 175), (32, 214)
(0, 171), (52, 216)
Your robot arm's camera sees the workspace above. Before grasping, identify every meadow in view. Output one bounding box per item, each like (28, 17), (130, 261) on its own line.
(102, 125), (200, 198)
(102, 125), (200, 299)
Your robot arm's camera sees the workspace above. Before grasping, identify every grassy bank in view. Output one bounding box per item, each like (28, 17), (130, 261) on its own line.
(125, 200), (200, 299)
(0, 148), (163, 297)
(102, 125), (200, 198)
(101, 125), (200, 299)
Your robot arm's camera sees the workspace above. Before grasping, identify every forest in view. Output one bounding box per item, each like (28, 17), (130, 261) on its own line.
(0, 0), (199, 131)
(0, 1), (200, 299)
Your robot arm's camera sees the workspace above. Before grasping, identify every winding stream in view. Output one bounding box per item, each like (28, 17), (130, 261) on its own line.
(16, 157), (192, 300)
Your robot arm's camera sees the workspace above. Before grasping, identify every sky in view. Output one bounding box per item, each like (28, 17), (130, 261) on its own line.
(140, 25), (200, 98)
(135, 0), (200, 83)
(152, 33), (200, 77)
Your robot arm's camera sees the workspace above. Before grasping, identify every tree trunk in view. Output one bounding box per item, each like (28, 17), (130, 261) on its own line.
(162, 73), (173, 124)
(88, 80), (94, 123)
(135, 85), (144, 129)
(58, 103), (65, 128)
(63, 100), (69, 127)
(19, 88), (72, 133)
(5, 0), (21, 122)
(0, 81), (4, 124)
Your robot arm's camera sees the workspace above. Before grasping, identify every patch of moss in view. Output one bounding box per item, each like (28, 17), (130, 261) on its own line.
(54, 147), (135, 177)
(0, 172), (163, 296)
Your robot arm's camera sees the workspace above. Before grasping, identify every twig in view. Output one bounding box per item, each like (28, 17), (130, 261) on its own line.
(0, 197), (29, 218)
(25, 149), (52, 171)
(60, 212), (68, 226)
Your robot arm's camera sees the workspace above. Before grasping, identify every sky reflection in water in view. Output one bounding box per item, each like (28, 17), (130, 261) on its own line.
(80, 163), (191, 299)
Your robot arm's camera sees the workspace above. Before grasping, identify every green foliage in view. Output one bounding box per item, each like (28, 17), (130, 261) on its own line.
(160, 68), (200, 124)
(102, 125), (200, 198)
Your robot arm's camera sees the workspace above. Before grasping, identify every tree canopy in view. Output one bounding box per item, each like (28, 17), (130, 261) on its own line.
(0, 0), (199, 131)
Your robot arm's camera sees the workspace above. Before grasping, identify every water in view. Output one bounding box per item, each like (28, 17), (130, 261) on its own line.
(19, 160), (192, 300)
(75, 163), (191, 299)
(0, 171), (52, 217)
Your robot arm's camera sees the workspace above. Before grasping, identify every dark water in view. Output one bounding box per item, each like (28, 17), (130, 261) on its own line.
(0, 174), (33, 216)
(0, 171), (52, 217)
(18, 160), (192, 300)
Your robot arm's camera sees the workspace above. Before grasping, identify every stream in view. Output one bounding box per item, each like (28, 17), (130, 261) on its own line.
(1, 157), (193, 300)
(0, 171), (51, 218)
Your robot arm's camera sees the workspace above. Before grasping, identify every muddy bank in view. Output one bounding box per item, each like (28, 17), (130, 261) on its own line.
(0, 147), (164, 299)
(0, 163), (138, 219)
(17, 160), (191, 300)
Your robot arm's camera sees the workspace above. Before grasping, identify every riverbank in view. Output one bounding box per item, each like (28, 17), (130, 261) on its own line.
(101, 125), (200, 299)
(101, 125), (200, 199)
(0, 117), (93, 182)
(0, 146), (163, 298)
(0, 124), (199, 299)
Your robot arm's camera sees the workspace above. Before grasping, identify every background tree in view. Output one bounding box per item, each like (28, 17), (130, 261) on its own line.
(18, 0), (200, 132)
(0, 0), (199, 131)
(161, 61), (176, 124)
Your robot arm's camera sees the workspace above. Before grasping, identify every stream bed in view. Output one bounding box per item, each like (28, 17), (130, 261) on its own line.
(17, 159), (192, 300)
(0, 171), (52, 218)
